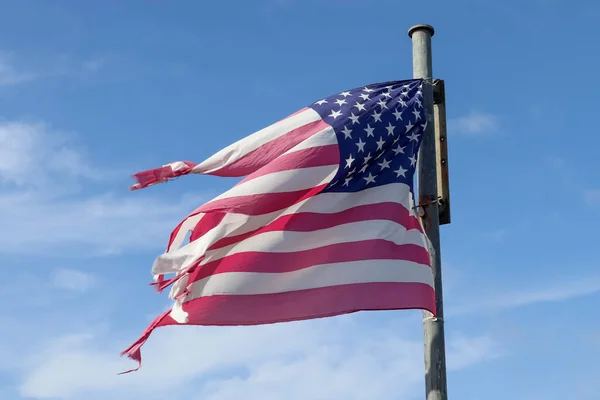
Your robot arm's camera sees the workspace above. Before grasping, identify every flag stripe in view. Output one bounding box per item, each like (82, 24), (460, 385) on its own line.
(211, 164), (338, 201)
(208, 201), (422, 250)
(237, 143), (339, 185)
(190, 241), (430, 282)
(121, 281), (435, 365)
(181, 260), (432, 303)
(201, 218), (428, 266)
(191, 108), (324, 176)
(169, 281), (435, 325)
(152, 183), (419, 276)
(192, 185), (328, 215)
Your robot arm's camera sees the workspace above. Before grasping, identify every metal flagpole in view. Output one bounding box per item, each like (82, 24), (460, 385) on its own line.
(408, 24), (449, 400)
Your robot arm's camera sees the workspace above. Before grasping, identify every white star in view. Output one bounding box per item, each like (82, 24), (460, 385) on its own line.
(348, 167), (356, 175)
(375, 137), (386, 151)
(381, 91), (392, 99)
(377, 99), (388, 109)
(401, 91), (409, 98)
(363, 152), (372, 165)
(356, 138), (366, 153)
(408, 132), (420, 142)
(343, 176), (352, 186)
(345, 154), (355, 168)
(384, 85), (394, 91)
(363, 173), (376, 184)
(394, 165), (408, 178)
(392, 136), (401, 144)
(393, 144), (406, 155)
(359, 164), (369, 173)
(414, 98), (422, 108)
(385, 122), (396, 136)
(329, 109), (342, 119)
(349, 113), (360, 124)
(412, 109), (421, 120)
(409, 155), (417, 167)
(402, 84), (410, 90)
(363, 87), (375, 93)
(315, 99), (328, 105)
(340, 91), (352, 97)
(335, 98), (348, 106)
(398, 99), (407, 108)
(405, 121), (414, 133)
(359, 93), (370, 101)
(341, 126), (353, 139)
(421, 120), (428, 130)
(354, 102), (366, 111)
(416, 89), (422, 97)
(393, 109), (403, 121)
(378, 158), (391, 170)
(364, 124), (375, 137)
(372, 110), (382, 123)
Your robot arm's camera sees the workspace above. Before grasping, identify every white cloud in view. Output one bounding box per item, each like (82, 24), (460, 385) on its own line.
(452, 275), (600, 316)
(584, 189), (600, 205)
(82, 58), (105, 73)
(0, 118), (210, 256)
(0, 190), (204, 255)
(17, 314), (499, 400)
(0, 53), (38, 86)
(0, 120), (103, 188)
(51, 269), (97, 293)
(448, 111), (498, 136)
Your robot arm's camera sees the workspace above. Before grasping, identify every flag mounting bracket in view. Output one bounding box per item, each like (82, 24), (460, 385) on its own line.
(432, 79), (451, 225)
(413, 195), (443, 218)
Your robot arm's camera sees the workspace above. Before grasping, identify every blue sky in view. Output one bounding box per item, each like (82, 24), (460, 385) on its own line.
(0, 0), (599, 399)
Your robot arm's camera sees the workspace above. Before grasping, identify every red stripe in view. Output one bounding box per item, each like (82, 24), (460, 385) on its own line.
(208, 119), (330, 177)
(187, 240), (430, 285)
(122, 282), (435, 369)
(130, 161), (196, 191)
(190, 212), (226, 242)
(180, 282), (435, 325)
(188, 184), (328, 216)
(238, 144), (339, 185)
(162, 185), (330, 254)
(210, 201), (422, 250)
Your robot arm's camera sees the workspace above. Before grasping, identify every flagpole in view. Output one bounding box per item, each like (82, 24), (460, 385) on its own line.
(408, 24), (449, 400)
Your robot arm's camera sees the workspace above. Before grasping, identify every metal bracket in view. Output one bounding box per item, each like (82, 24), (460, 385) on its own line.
(413, 196), (443, 218)
(432, 79), (451, 225)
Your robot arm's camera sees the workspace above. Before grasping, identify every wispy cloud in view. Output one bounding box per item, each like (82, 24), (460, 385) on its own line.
(0, 120), (104, 188)
(452, 275), (600, 316)
(0, 118), (210, 256)
(584, 189), (600, 205)
(82, 57), (105, 73)
(15, 315), (499, 400)
(448, 111), (498, 136)
(0, 53), (38, 86)
(52, 269), (97, 293)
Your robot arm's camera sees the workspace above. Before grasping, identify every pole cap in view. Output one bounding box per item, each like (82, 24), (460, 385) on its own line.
(408, 24), (435, 38)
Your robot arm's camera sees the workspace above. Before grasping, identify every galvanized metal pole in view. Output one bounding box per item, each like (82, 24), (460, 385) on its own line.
(408, 24), (449, 400)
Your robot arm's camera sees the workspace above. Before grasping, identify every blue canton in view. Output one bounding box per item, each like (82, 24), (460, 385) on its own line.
(309, 79), (426, 194)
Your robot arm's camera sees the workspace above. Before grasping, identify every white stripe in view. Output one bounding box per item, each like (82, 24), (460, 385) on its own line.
(191, 108), (322, 174)
(202, 218), (428, 265)
(167, 213), (204, 253)
(188, 259), (433, 297)
(211, 164), (338, 201)
(151, 183), (418, 276)
(285, 125), (337, 153)
(169, 259), (433, 322)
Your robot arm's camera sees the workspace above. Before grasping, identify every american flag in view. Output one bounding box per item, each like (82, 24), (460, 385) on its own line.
(122, 79), (435, 371)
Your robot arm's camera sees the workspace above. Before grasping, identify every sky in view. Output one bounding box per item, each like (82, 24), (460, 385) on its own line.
(0, 0), (599, 399)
